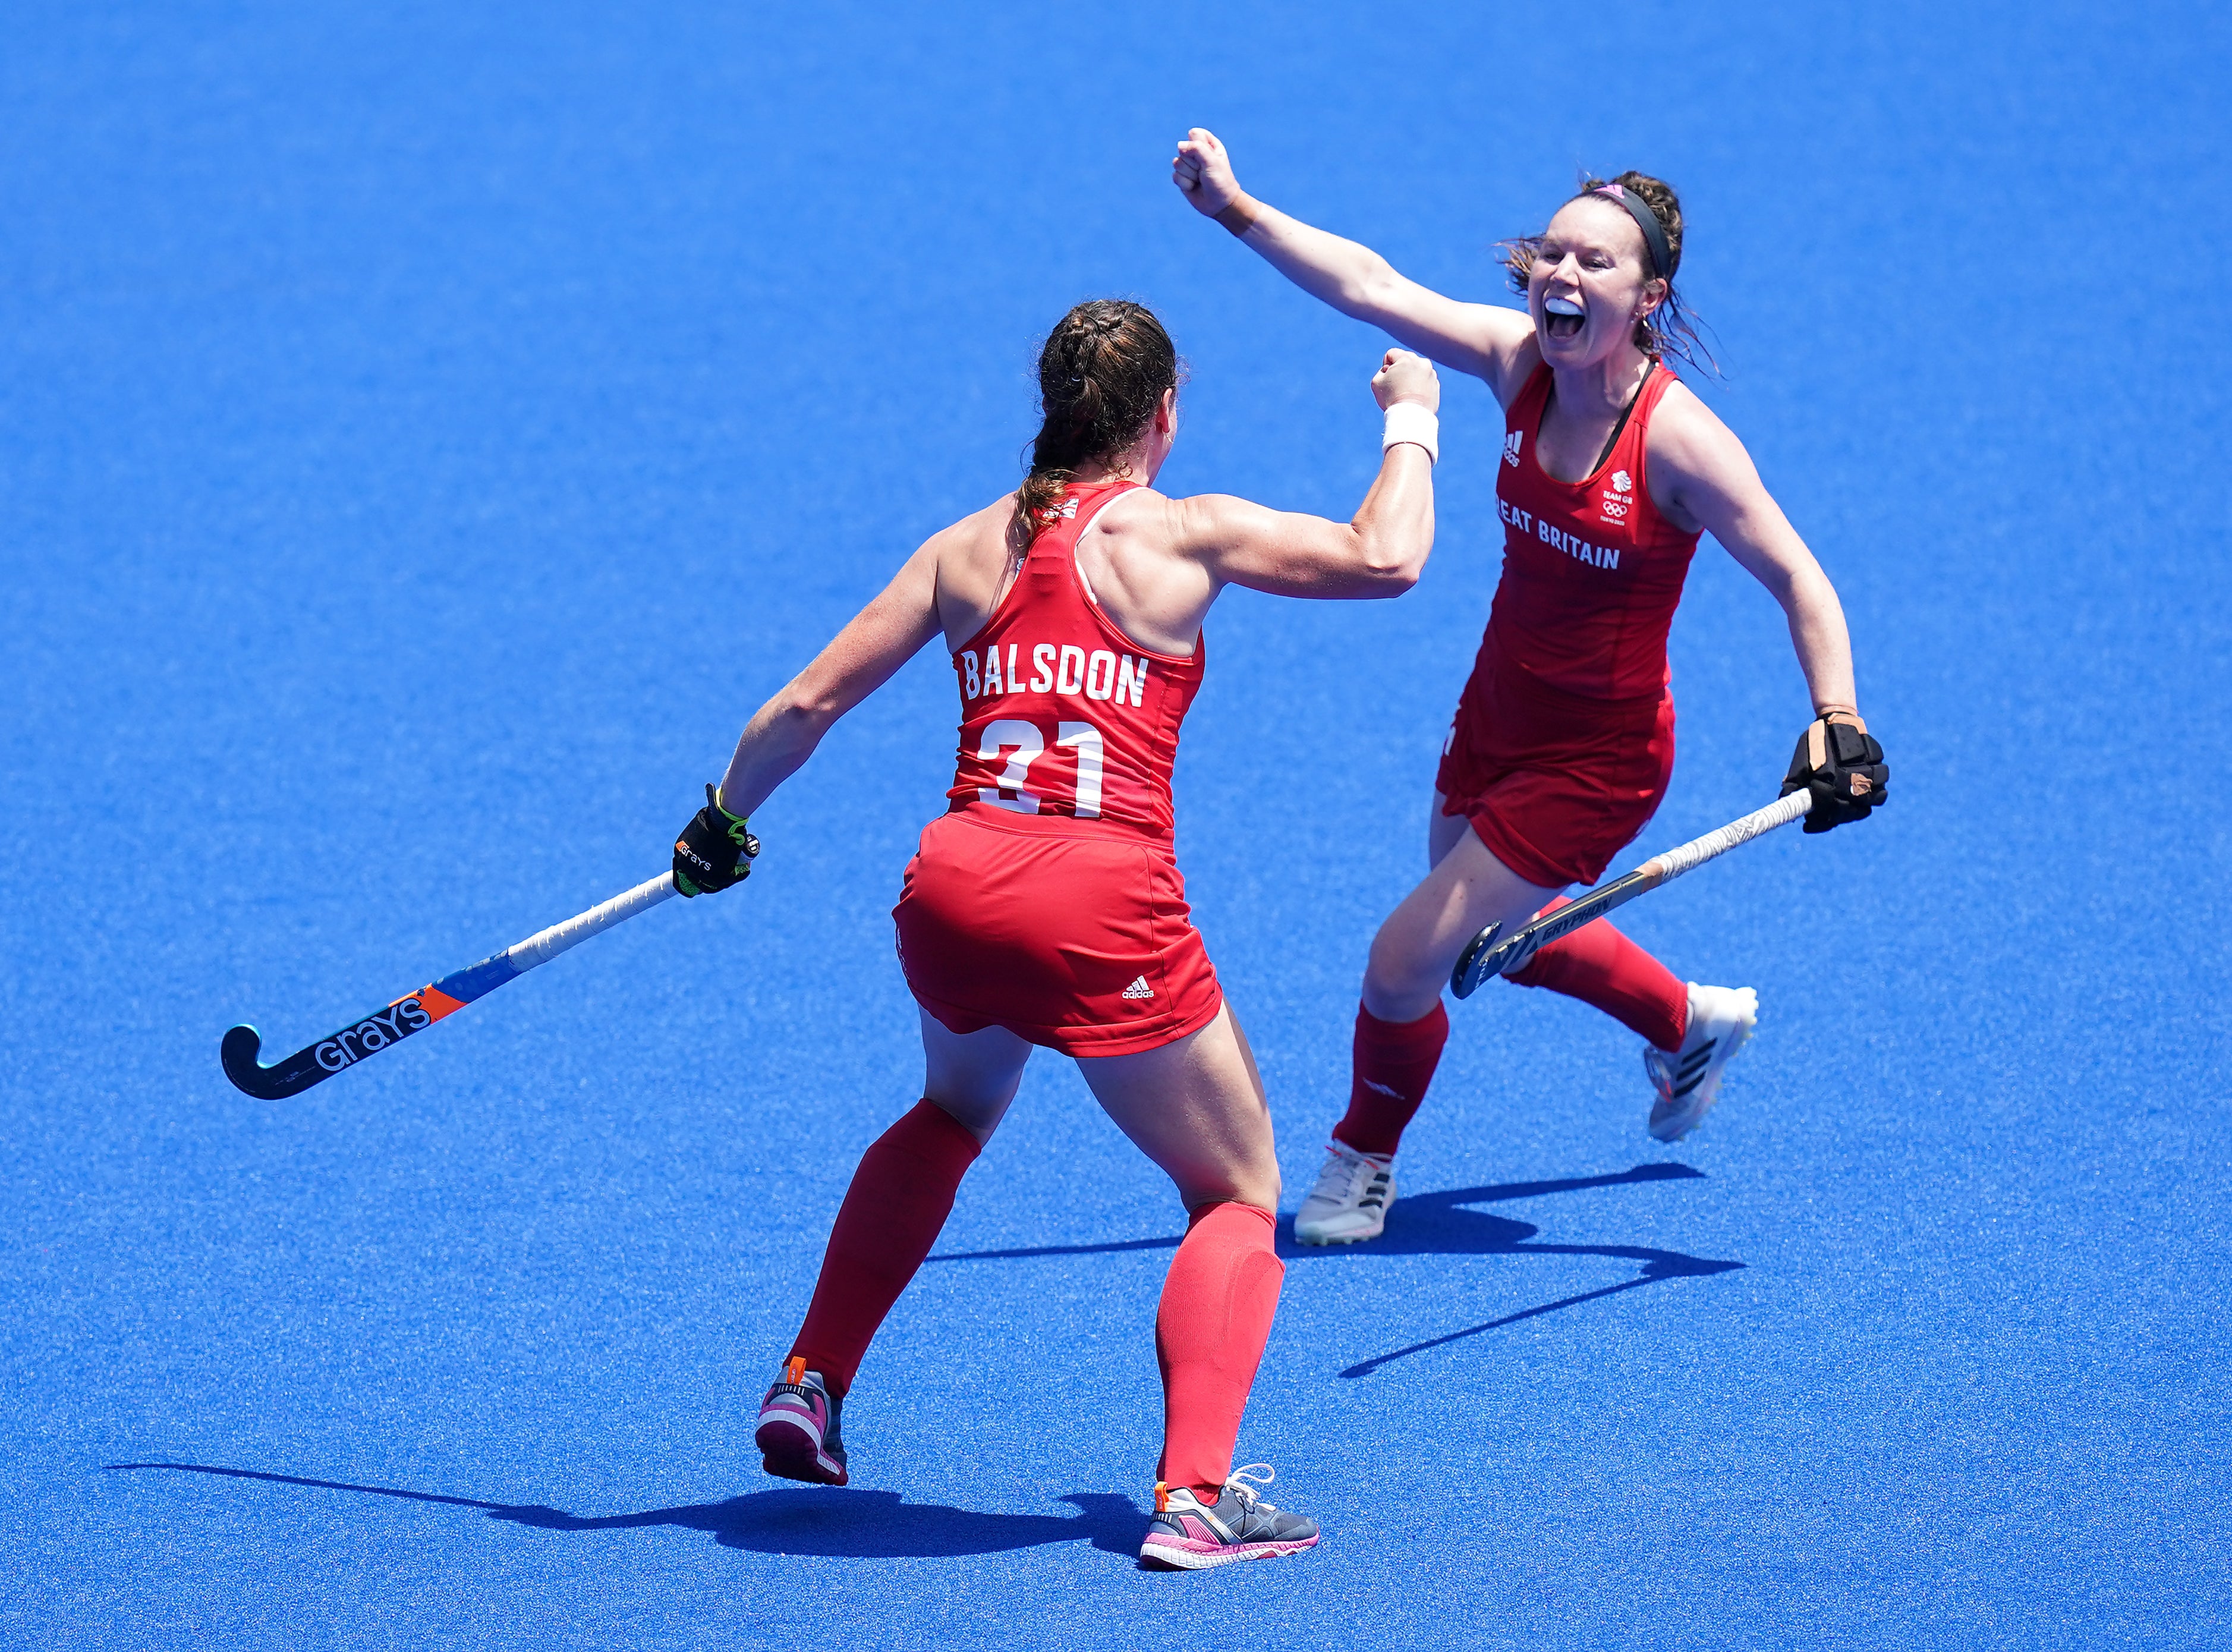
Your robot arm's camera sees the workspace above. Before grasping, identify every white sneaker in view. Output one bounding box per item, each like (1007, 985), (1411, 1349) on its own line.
(1293, 1140), (1395, 1245)
(1644, 983), (1758, 1142)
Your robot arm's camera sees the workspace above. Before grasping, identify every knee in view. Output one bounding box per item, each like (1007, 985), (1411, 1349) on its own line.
(921, 1091), (1009, 1147)
(1175, 1153), (1280, 1214)
(1363, 924), (1419, 992)
(1362, 930), (1443, 1021)
(1244, 1162), (1282, 1210)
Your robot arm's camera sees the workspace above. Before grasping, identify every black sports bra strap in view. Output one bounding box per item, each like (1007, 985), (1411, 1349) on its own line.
(1588, 364), (1654, 475)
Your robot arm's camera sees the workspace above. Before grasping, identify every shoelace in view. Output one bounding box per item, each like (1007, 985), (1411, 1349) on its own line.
(1222, 1464), (1278, 1510)
(1308, 1148), (1373, 1205)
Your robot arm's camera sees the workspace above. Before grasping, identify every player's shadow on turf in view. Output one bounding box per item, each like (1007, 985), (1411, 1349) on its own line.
(103, 1464), (1145, 1559)
(492, 1487), (1147, 1559)
(928, 1162), (1743, 1380)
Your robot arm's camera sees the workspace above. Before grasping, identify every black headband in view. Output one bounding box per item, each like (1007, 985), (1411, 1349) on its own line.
(1593, 184), (1676, 281)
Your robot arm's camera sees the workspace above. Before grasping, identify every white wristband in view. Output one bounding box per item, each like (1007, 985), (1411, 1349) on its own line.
(1381, 401), (1438, 463)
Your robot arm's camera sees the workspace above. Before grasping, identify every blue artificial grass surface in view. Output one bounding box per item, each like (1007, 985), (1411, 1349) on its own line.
(4, 2), (2229, 1646)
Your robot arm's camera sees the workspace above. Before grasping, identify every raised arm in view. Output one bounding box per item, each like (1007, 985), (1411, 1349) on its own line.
(1173, 127), (1535, 399)
(714, 537), (943, 818)
(1178, 350), (1439, 600)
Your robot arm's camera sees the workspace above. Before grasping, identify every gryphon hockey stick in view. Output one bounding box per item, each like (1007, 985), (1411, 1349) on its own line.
(1451, 791), (1813, 999)
(221, 872), (678, 1099)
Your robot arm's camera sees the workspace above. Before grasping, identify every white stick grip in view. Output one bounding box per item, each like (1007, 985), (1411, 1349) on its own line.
(503, 871), (678, 974)
(1644, 791), (1812, 883)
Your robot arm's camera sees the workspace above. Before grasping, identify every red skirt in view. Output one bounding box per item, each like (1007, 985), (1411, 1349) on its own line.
(1435, 647), (1676, 889)
(893, 805), (1224, 1058)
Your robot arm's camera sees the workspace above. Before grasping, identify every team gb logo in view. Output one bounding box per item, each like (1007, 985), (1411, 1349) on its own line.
(1611, 470), (1633, 493)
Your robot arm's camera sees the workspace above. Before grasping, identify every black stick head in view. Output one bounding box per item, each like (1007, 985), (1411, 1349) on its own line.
(1450, 923), (1541, 999)
(219, 1024), (265, 1083)
(1450, 923), (1502, 1000)
(220, 1024), (330, 1100)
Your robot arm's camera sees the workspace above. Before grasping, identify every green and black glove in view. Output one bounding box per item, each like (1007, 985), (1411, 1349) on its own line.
(1780, 715), (1888, 834)
(673, 783), (760, 895)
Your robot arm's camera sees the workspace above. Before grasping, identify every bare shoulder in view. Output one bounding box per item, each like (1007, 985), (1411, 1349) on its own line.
(925, 492), (1018, 558)
(1482, 316), (1545, 405)
(1158, 488), (1283, 548)
(1077, 483), (1195, 577)
(924, 492), (1025, 641)
(1644, 377), (1783, 535)
(1073, 485), (1222, 655)
(926, 493), (1022, 581)
(1091, 482), (1182, 533)
(1646, 377), (1751, 479)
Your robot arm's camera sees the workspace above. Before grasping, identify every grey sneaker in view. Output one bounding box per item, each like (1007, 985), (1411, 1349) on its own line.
(1139, 1465), (1320, 1570)
(1293, 1140), (1395, 1245)
(1644, 983), (1758, 1142)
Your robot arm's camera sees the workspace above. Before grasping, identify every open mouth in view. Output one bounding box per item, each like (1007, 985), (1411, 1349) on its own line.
(1542, 295), (1585, 341)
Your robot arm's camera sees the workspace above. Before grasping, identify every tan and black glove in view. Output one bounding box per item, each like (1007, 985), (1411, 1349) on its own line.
(1780, 715), (1888, 833)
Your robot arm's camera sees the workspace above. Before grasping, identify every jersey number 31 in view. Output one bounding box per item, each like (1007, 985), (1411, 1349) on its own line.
(977, 718), (1103, 817)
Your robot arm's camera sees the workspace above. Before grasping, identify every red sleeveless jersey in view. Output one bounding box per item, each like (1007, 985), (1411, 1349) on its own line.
(1486, 362), (1702, 701)
(945, 482), (1204, 838)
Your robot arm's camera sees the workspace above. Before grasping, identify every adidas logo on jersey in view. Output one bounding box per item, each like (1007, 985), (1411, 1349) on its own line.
(1122, 975), (1154, 1001)
(1502, 430), (1523, 467)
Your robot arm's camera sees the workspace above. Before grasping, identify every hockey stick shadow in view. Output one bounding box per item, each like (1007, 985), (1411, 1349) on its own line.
(103, 1463), (1145, 1559)
(1338, 1253), (1743, 1378)
(1286, 1161), (1714, 1258)
(1323, 1163), (1744, 1377)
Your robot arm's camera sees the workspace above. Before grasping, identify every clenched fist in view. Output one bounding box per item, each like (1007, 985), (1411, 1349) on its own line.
(1172, 127), (1252, 232)
(1372, 349), (1439, 413)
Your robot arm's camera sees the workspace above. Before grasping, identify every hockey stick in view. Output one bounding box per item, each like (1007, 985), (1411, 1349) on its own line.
(1450, 791), (1812, 999)
(221, 871), (678, 1100)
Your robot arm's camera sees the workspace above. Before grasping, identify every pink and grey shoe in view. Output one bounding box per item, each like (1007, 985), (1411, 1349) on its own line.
(1138, 1465), (1319, 1570)
(755, 1356), (848, 1486)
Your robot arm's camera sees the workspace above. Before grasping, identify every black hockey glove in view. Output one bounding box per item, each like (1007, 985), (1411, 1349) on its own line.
(673, 783), (759, 896)
(1780, 715), (1888, 834)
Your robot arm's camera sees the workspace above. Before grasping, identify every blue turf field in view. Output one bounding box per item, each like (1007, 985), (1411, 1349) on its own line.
(5, 3), (2230, 1646)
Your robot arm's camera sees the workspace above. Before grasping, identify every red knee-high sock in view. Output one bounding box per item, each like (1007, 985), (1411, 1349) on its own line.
(1506, 897), (1688, 1052)
(1156, 1201), (1283, 1502)
(789, 1100), (981, 1395)
(1330, 1000), (1450, 1157)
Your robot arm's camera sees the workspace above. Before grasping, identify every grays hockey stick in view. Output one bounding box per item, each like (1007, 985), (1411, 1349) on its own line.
(1451, 791), (1813, 999)
(221, 872), (678, 1100)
